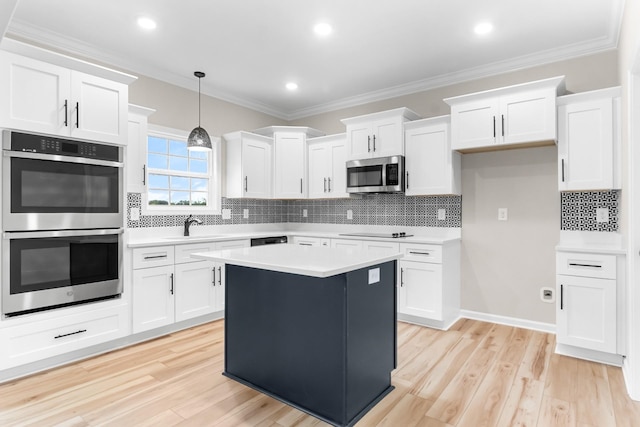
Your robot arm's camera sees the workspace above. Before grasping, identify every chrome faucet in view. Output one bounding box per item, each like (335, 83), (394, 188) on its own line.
(184, 214), (203, 236)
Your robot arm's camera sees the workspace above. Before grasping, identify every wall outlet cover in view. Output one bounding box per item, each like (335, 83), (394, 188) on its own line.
(222, 208), (231, 220)
(437, 209), (446, 221)
(243, 208), (249, 219)
(596, 207), (609, 223)
(347, 209), (353, 220)
(303, 209), (308, 218)
(498, 208), (508, 221)
(130, 207), (140, 221)
(540, 287), (555, 303)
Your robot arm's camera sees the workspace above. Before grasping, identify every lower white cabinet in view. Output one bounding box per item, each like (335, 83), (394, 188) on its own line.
(330, 238), (363, 250)
(0, 303), (129, 369)
(396, 242), (460, 330)
(556, 251), (621, 359)
(291, 236), (330, 247)
(132, 240), (249, 334)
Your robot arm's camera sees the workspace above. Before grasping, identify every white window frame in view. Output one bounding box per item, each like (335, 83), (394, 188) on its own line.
(142, 124), (221, 215)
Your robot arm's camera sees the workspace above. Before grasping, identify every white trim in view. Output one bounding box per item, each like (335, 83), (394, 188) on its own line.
(555, 343), (624, 367)
(459, 309), (556, 334)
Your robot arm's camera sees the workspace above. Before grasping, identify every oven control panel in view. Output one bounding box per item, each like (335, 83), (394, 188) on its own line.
(5, 131), (120, 162)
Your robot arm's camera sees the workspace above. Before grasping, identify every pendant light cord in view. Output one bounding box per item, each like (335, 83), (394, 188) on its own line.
(198, 76), (201, 127)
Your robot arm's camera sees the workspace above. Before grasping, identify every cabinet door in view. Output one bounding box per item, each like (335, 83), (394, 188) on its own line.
(132, 265), (175, 333)
(371, 116), (404, 157)
(70, 71), (128, 144)
(127, 112), (148, 194)
(214, 262), (225, 312)
(328, 139), (348, 198)
(398, 261), (443, 320)
(450, 98), (499, 150)
(0, 51), (70, 135)
(242, 137), (272, 198)
(362, 241), (400, 254)
(346, 122), (373, 160)
(175, 261), (216, 322)
(500, 88), (556, 146)
(274, 132), (306, 198)
(557, 275), (616, 353)
(558, 99), (614, 190)
(293, 236), (322, 246)
(308, 143), (329, 199)
(330, 239), (363, 250)
(405, 122), (455, 195)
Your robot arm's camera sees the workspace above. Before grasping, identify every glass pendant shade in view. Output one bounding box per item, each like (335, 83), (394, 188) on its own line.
(187, 71), (212, 151)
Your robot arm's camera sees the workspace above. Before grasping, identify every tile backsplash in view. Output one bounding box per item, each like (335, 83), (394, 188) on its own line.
(127, 193), (462, 228)
(560, 190), (619, 232)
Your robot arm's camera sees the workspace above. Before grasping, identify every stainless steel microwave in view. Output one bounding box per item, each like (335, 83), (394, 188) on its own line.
(346, 155), (405, 194)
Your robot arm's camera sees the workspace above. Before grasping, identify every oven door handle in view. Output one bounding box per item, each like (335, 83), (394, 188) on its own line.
(3, 150), (123, 168)
(3, 228), (124, 240)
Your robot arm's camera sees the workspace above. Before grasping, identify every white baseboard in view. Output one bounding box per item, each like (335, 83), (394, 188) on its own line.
(459, 309), (556, 334)
(555, 343), (623, 367)
(623, 360), (640, 401)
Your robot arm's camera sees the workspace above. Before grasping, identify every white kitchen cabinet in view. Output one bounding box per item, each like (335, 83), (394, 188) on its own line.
(0, 303), (129, 369)
(556, 251), (621, 358)
(274, 132), (306, 198)
(557, 87), (621, 191)
(307, 134), (348, 199)
(224, 131), (273, 198)
(399, 260), (443, 319)
(362, 241), (400, 254)
(132, 264), (176, 333)
(404, 116), (461, 195)
(292, 236), (330, 247)
(330, 238), (363, 250)
(0, 50), (132, 144)
(175, 260), (217, 322)
(126, 104), (155, 194)
(396, 242), (460, 330)
(444, 76), (565, 151)
(341, 108), (420, 160)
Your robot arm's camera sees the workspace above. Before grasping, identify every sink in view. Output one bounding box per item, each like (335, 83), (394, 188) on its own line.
(163, 235), (222, 240)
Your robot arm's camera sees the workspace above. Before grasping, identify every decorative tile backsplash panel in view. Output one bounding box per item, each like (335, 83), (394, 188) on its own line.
(560, 190), (619, 232)
(127, 193), (462, 228)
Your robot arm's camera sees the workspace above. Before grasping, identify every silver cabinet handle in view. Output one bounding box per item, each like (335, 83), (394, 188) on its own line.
(568, 262), (602, 268)
(493, 116), (496, 138)
(561, 159), (565, 182)
(406, 171), (409, 189)
(212, 267), (216, 286)
(75, 102), (80, 128)
(373, 135), (376, 151)
(218, 266), (222, 286)
(64, 99), (68, 127)
(144, 254), (167, 260)
(328, 177), (331, 192)
(501, 115), (505, 137)
(324, 177), (327, 192)
(367, 135), (371, 152)
(170, 273), (174, 295)
(409, 251), (430, 256)
(142, 164), (146, 186)
(244, 176), (248, 192)
(300, 178), (303, 194)
(400, 268), (404, 287)
(560, 284), (564, 310)
(299, 242), (313, 246)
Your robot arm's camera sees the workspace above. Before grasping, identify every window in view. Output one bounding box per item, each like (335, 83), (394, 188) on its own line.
(144, 125), (221, 214)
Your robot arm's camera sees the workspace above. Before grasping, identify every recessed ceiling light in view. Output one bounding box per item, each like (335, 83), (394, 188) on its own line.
(137, 16), (157, 30)
(286, 82), (298, 91)
(474, 22), (493, 36)
(314, 22), (333, 37)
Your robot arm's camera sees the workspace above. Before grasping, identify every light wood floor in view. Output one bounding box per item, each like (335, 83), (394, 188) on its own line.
(1, 319), (640, 427)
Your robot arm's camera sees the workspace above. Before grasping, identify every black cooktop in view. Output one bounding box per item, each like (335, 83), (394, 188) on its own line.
(339, 232), (414, 239)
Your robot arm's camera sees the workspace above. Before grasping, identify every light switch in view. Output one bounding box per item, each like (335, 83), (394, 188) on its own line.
(303, 209), (308, 218)
(130, 207), (140, 221)
(437, 209), (446, 221)
(498, 208), (508, 221)
(347, 209), (353, 220)
(596, 208), (609, 223)
(222, 209), (231, 220)
(243, 209), (249, 219)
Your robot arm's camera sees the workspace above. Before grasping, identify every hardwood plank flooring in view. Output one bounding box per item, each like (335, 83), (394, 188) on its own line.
(1, 318), (639, 427)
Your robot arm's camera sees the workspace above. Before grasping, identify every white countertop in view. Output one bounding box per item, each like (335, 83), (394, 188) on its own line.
(191, 244), (403, 278)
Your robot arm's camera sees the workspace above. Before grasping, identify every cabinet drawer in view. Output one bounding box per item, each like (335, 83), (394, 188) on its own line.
(0, 305), (128, 368)
(556, 252), (616, 279)
(400, 243), (442, 263)
(175, 242), (216, 264)
(133, 245), (175, 269)
(217, 239), (250, 250)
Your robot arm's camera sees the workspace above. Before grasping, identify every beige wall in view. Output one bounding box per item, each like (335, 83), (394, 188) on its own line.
(129, 75), (287, 136)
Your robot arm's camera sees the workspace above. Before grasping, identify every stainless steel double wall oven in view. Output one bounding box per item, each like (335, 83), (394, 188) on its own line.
(2, 130), (124, 316)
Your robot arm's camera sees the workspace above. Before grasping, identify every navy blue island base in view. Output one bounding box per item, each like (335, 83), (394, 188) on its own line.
(223, 260), (397, 427)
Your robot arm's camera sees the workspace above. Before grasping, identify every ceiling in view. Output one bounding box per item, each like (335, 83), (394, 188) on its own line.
(4, 0), (625, 120)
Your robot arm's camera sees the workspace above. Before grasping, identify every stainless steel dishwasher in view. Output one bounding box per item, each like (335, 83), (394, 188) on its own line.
(250, 236), (288, 246)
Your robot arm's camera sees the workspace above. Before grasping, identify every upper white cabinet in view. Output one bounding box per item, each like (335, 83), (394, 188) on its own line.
(253, 126), (324, 199)
(404, 116), (461, 196)
(444, 76), (565, 152)
(224, 131), (273, 198)
(307, 134), (348, 199)
(557, 87), (621, 191)
(0, 47), (134, 144)
(341, 108), (420, 160)
(126, 104), (155, 194)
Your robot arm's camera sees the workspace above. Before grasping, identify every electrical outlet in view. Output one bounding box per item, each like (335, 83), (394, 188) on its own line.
(130, 207), (140, 221)
(303, 209), (308, 218)
(596, 208), (609, 223)
(243, 209), (249, 219)
(347, 209), (353, 220)
(222, 209), (231, 220)
(498, 208), (508, 221)
(437, 209), (446, 221)
(540, 287), (555, 303)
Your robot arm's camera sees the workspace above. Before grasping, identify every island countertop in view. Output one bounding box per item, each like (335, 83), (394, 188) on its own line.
(192, 244), (402, 278)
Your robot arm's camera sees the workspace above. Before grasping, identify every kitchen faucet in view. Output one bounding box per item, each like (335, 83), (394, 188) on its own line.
(183, 214), (203, 236)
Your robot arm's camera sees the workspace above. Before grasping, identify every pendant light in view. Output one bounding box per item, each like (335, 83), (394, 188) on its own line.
(187, 71), (212, 151)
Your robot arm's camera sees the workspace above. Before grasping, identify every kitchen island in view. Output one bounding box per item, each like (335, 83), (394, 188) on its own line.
(192, 244), (401, 427)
